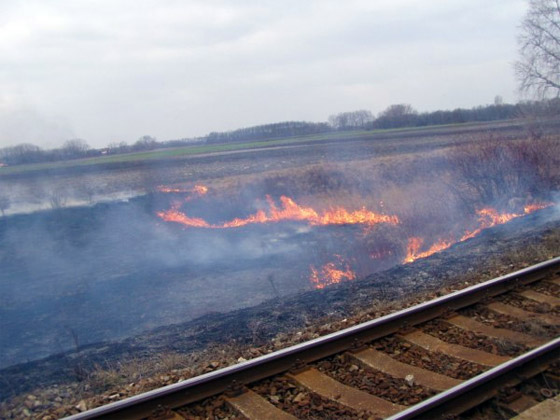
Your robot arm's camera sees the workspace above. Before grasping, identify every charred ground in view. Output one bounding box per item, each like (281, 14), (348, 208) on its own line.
(0, 120), (559, 416)
(0, 209), (558, 407)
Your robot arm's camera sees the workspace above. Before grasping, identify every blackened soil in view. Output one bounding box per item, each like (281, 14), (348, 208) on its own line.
(0, 209), (559, 399)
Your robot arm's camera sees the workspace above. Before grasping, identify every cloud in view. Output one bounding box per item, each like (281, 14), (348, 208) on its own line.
(0, 0), (528, 148)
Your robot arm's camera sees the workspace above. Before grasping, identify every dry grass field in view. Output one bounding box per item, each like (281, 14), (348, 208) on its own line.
(1, 120), (559, 418)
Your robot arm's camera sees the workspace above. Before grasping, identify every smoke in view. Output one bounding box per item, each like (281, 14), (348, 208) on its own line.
(0, 191), (316, 368)
(1, 131), (558, 370)
(0, 104), (75, 148)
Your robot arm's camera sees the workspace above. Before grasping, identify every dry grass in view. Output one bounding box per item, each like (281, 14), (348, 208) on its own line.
(449, 135), (560, 209)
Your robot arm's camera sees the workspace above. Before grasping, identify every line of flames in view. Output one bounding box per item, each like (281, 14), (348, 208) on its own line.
(312, 202), (552, 289)
(155, 186), (552, 290)
(157, 185), (209, 195)
(157, 195), (400, 229)
(404, 203), (553, 263)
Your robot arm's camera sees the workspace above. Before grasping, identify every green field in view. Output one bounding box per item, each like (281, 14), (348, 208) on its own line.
(0, 120), (519, 176)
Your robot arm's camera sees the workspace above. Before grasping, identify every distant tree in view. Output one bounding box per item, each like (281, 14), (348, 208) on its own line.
(62, 139), (90, 158)
(515, 0), (560, 98)
(0, 195), (10, 216)
(328, 110), (374, 130)
(107, 141), (130, 154)
(0, 143), (44, 165)
(205, 121), (331, 144)
(375, 104), (418, 128)
(134, 135), (158, 151)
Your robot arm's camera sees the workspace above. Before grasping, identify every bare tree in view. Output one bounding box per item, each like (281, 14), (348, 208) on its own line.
(0, 143), (43, 165)
(62, 138), (90, 159)
(328, 110), (374, 129)
(516, 0), (560, 98)
(375, 104), (418, 128)
(133, 135), (158, 151)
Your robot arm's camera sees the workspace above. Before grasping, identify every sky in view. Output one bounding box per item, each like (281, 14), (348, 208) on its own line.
(0, 0), (528, 149)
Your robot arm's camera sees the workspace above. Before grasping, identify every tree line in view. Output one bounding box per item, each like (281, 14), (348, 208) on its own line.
(1, 98), (559, 167)
(205, 121), (330, 144)
(1, 1), (558, 168)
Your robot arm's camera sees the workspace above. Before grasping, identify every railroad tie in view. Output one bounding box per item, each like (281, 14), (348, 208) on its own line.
(446, 315), (546, 347)
(549, 277), (560, 286)
(226, 389), (297, 420)
(500, 394), (539, 414)
(487, 302), (560, 325)
(518, 290), (560, 307)
(400, 329), (510, 367)
(288, 367), (404, 417)
(350, 348), (462, 391)
(510, 395), (560, 420)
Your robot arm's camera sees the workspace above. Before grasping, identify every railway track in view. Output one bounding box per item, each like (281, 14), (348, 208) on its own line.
(65, 257), (560, 420)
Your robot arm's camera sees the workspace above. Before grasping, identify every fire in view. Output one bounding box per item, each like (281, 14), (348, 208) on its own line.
(310, 258), (356, 289)
(157, 185), (208, 196)
(524, 202), (551, 213)
(460, 203), (551, 241)
(406, 201), (553, 263)
(192, 185), (209, 195)
(156, 184), (553, 286)
(404, 237), (453, 263)
(158, 185), (210, 212)
(478, 207), (519, 224)
(158, 195), (399, 229)
(158, 186), (185, 193)
(156, 210), (211, 228)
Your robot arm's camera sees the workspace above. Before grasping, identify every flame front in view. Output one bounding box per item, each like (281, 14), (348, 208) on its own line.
(158, 194), (399, 229)
(310, 259), (356, 289)
(405, 202), (553, 263)
(524, 202), (550, 213)
(156, 210), (211, 228)
(156, 185), (553, 289)
(157, 184), (208, 196)
(404, 237), (453, 263)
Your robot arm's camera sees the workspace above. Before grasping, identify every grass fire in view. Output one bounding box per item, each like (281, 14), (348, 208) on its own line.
(0, 122), (559, 416)
(2, 3), (560, 417)
(155, 182), (554, 289)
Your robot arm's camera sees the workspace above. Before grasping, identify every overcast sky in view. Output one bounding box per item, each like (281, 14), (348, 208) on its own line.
(0, 0), (528, 149)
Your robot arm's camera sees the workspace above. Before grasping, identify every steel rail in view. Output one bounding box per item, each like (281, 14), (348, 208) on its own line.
(386, 336), (560, 420)
(64, 257), (560, 420)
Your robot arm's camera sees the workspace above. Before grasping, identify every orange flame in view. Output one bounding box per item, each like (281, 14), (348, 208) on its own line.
(155, 210), (211, 228)
(157, 185), (208, 195)
(406, 202), (553, 263)
(310, 259), (356, 289)
(193, 185), (209, 195)
(404, 237), (453, 263)
(158, 195), (399, 229)
(159, 185), (209, 212)
(524, 202), (551, 213)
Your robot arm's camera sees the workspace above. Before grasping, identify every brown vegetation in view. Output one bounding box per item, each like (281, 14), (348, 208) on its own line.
(449, 135), (560, 210)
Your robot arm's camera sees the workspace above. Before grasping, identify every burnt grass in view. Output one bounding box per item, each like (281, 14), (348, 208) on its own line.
(1, 207), (558, 399)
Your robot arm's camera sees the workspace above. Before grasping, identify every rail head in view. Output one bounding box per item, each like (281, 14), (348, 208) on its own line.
(63, 256), (560, 420)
